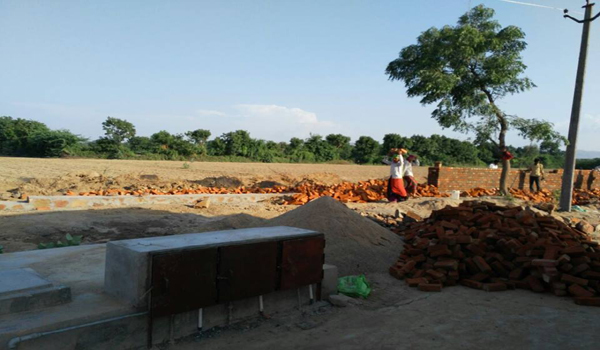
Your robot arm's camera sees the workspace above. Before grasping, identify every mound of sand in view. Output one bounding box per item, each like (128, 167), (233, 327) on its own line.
(267, 196), (403, 276)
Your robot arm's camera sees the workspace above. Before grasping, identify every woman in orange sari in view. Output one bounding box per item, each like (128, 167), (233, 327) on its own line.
(383, 150), (408, 202)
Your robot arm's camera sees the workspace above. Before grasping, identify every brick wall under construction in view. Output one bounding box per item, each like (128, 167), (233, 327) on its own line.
(428, 166), (599, 192)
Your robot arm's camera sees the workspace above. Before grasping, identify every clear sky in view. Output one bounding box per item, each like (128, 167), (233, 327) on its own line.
(1, 0), (599, 151)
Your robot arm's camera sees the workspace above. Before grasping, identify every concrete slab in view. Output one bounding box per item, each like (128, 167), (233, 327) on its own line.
(0, 269), (53, 296)
(0, 239), (330, 349)
(104, 226), (321, 307)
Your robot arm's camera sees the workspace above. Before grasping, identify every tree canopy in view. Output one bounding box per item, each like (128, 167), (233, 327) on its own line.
(102, 117), (136, 144)
(386, 5), (565, 192)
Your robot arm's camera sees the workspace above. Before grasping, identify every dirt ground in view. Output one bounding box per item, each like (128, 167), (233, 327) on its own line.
(170, 272), (600, 350)
(1, 157), (600, 349)
(0, 157), (429, 197)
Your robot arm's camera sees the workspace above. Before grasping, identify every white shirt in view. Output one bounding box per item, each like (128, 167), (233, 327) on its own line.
(382, 156), (404, 179)
(488, 163), (499, 169)
(403, 160), (414, 177)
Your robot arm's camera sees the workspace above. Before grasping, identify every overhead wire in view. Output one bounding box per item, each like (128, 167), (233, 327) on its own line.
(494, 0), (584, 15)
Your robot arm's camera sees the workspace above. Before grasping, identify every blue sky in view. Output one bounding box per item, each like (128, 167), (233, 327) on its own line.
(1, 0), (599, 151)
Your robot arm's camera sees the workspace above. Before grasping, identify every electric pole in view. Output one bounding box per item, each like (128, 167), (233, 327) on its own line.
(559, 0), (600, 212)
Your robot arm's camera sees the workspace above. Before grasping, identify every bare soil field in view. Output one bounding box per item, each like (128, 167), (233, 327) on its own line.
(0, 157), (428, 197)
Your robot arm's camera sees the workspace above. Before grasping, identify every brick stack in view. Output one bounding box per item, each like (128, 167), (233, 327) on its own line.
(389, 201), (600, 307)
(65, 185), (291, 197)
(430, 166), (600, 193)
(283, 180), (447, 205)
(463, 188), (555, 203)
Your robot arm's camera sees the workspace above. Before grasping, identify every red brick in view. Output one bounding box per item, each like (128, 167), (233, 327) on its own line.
(434, 260), (459, 270)
(561, 274), (589, 286)
(582, 271), (600, 280)
(418, 283), (443, 292)
(473, 256), (492, 273)
(426, 269), (446, 280)
(406, 277), (429, 287)
(574, 297), (600, 307)
(563, 246), (586, 257)
(483, 282), (508, 292)
(509, 268), (525, 280)
(532, 259), (558, 267)
(527, 276), (545, 293)
(570, 264), (590, 275)
(460, 279), (483, 289)
(568, 284), (595, 298)
(401, 260), (417, 273)
(389, 266), (405, 279)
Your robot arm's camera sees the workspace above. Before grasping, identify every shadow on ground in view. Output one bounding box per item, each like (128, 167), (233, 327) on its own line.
(0, 208), (266, 253)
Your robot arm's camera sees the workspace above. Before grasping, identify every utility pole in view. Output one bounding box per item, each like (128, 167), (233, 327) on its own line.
(559, 0), (600, 212)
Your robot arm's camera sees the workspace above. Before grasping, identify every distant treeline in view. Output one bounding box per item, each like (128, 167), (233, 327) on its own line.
(1, 116), (594, 169)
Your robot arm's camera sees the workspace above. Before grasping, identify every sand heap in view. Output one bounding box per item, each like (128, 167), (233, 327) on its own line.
(267, 196), (403, 275)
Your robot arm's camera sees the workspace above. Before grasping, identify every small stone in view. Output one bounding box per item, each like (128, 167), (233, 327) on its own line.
(328, 294), (362, 307)
(576, 220), (594, 234)
(140, 174), (159, 181)
(403, 210), (422, 223)
(194, 198), (211, 209)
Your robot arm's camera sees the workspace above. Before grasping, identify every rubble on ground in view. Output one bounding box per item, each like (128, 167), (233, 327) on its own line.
(389, 200), (600, 306)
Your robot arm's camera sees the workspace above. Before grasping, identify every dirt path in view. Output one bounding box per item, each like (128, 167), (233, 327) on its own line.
(171, 273), (600, 350)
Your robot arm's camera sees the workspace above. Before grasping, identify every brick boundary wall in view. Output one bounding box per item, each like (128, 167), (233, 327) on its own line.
(428, 165), (599, 192)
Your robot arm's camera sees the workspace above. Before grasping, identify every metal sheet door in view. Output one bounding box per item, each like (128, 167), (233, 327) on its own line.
(217, 241), (278, 303)
(280, 236), (325, 290)
(150, 248), (217, 317)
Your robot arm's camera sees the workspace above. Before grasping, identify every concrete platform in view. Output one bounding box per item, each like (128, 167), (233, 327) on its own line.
(0, 241), (337, 349)
(0, 268), (71, 316)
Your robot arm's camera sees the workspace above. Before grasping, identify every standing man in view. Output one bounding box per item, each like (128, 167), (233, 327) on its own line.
(525, 158), (545, 192)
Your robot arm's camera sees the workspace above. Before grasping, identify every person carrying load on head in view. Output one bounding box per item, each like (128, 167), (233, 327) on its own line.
(403, 155), (418, 196)
(382, 148), (408, 202)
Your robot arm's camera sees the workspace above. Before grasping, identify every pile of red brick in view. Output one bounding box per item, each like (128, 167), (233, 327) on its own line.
(573, 188), (600, 205)
(464, 187), (600, 205)
(65, 185), (289, 197)
(283, 180), (447, 205)
(463, 188), (555, 202)
(389, 201), (600, 307)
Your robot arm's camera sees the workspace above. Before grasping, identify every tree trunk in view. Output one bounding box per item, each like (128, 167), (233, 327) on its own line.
(498, 121), (509, 196)
(480, 87), (510, 196)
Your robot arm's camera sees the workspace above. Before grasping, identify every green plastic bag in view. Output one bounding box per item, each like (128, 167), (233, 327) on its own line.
(337, 275), (371, 298)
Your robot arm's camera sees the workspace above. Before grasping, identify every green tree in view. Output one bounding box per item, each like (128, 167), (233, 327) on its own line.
(27, 130), (85, 157)
(102, 117), (136, 144)
(325, 134), (352, 160)
(352, 136), (380, 164)
(0, 116), (50, 155)
(221, 130), (253, 157)
(381, 133), (413, 155)
(128, 136), (155, 155)
(386, 5), (564, 194)
(304, 134), (336, 162)
(186, 129), (211, 145)
(207, 137), (226, 156)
